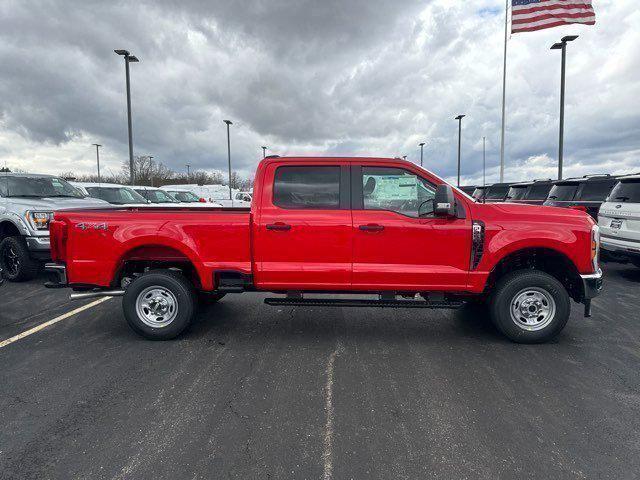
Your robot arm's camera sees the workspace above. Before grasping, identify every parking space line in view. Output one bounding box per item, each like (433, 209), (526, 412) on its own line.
(0, 297), (112, 349)
(322, 341), (343, 480)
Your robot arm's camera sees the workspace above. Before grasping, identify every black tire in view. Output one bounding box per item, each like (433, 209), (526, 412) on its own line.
(489, 270), (570, 344)
(122, 270), (197, 340)
(198, 292), (226, 305)
(0, 236), (40, 282)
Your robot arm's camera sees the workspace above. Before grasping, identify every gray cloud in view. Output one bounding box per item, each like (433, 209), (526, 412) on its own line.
(0, 0), (638, 183)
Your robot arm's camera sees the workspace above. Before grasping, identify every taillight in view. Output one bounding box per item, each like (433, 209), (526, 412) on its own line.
(591, 225), (600, 273)
(199, 198), (206, 203)
(49, 218), (68, 262)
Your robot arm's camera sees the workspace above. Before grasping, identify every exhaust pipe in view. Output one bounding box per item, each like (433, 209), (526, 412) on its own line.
(70, 290), (125, 300)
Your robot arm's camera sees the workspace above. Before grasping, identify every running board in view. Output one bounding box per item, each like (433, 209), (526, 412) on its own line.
(264, 297), (465, 309)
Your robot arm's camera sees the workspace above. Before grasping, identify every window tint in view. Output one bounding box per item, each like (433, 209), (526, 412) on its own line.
(0, 176), (84, 198)
(526, 183), (553, 200)
(577, 180), (617, 201)
(273, 166), (340, 209)
(136, 189), (179, 204)
(506, 186), (528, 200)
(547, 184), (578, 201)
(607, 180), (640, 203)
(169, 191), (200, 202)
(362, 167), (435, 217)
(485, 185), (509, 200)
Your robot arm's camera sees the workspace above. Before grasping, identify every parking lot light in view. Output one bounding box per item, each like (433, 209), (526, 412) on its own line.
(419, 142), (425, 167)
(114, 49), (139, 185)
(224, 120), (233, 200)
(455, 115), (465, 187)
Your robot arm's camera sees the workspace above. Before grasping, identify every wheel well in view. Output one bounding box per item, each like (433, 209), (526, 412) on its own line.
(0, 221), (21, 242)
(113, 245), (201, 290)
(486, 248), (582, 302)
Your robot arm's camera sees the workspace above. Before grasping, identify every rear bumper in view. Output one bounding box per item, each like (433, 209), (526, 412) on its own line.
(601, 236), (640, 260)
(580, 269), (603, 300)
(44, 263), (67, 288)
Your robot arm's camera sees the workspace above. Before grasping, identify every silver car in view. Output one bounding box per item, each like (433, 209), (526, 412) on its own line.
(0, 173), (108, 281)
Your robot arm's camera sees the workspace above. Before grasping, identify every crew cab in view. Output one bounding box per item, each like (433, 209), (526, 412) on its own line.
(45, 157), (602, 343)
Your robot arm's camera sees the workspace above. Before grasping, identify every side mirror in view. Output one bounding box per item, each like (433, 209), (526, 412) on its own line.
(434, 184), (456, 217)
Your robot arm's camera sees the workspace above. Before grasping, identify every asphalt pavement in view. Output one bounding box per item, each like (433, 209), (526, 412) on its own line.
(1, 262), (639, 479)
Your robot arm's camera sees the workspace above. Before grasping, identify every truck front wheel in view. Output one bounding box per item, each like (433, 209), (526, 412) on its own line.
(489, 270), (570, 343)
(123, 270), (197, 340)
(0, 236), (40, 282)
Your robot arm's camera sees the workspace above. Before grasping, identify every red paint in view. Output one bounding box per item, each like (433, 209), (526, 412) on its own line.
(50, 157), (597, 294)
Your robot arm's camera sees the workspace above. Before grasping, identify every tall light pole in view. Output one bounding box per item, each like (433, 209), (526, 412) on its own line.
(551, 35), (578, 180)
(482, 137), (486, 187)
(455, 115), (465, 187)
(261, 146), (268, 159)
(402, 155), (407, 161)
(186, 164), (191, 180)
(114, 49), (139, 185)
(148, 155), (154, 187)
(223, 120), (233, 200)
(92, 143), (102, 183)
(419, 142), (425, 167)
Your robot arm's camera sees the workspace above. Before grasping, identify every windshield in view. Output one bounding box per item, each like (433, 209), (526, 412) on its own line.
(485, 185), (509, 200)
(136, 189), (179, 204)
(168, 191), (200, 202)
(86, 186), (148, 205)
(607, 179), (640, 203)
(506, 186), (528, 200)
(0, 175), (85, 198)
(547, 184), (578, 201)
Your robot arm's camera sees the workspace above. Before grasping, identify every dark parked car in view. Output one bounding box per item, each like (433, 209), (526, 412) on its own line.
(544, 174), (618, 219)
(505, 179), (554, 205)
(473, 183), (511, 202)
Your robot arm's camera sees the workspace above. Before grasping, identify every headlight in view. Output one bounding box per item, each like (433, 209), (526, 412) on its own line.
(26, 211), (53, 231)
(591, 224), (600, 273)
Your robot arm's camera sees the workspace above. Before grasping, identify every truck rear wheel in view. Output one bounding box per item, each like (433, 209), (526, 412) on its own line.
(489, 270), (570, 343)
(0, 236), (40, 282)
(123, 270), (196, 340)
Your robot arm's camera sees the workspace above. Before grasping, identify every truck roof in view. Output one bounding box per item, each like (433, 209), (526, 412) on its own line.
(261, 156), (411, 165)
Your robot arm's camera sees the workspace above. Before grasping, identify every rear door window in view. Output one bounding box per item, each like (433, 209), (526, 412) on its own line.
(273, 166), (341, 209)
(608, 180), (640, 203)
(577, 180), (617, 201)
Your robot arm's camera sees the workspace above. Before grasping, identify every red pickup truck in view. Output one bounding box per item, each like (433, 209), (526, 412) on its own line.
(45, 157), (602, 343)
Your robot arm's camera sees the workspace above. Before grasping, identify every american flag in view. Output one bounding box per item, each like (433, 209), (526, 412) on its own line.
(511, 0), (596, 34)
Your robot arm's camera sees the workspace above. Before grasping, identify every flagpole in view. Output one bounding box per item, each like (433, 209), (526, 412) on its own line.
(499, 0), (509, 183)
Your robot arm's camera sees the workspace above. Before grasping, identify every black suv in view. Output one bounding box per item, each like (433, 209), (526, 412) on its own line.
(472, 183), (511, 202)
(543, 174), (619, 219)
(505, 179), (555, 205)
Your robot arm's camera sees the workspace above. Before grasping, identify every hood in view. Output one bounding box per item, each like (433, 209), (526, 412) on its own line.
(472, 200), (593, 224)
(10, 196), (109, 211)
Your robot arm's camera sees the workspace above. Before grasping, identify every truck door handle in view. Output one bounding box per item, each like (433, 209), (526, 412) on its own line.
(266, 223), (291, 231)
(359, 224), (384, 232)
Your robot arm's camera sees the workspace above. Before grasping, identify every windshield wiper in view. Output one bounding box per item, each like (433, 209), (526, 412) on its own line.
(46, 194), (83, 198)
(548, 195), (558, 199)
(614, 196), (630, 202)
(5, 194), (43, 198)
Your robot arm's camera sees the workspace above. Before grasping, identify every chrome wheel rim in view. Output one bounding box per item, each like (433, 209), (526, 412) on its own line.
(135, 286), (178, 328)
(509, 287), (556, 331)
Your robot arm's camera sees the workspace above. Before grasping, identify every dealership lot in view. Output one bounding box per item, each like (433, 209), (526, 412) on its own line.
(1, 262), (639, 479)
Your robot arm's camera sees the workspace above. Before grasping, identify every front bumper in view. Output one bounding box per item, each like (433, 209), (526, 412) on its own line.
(580, 269), (603, 301)
(26, 236), (50, 251)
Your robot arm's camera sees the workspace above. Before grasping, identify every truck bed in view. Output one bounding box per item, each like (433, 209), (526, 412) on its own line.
(51, 207), (252, 289)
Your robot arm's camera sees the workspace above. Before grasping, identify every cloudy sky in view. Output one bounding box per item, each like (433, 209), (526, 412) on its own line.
(0, 0), (638, 185)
